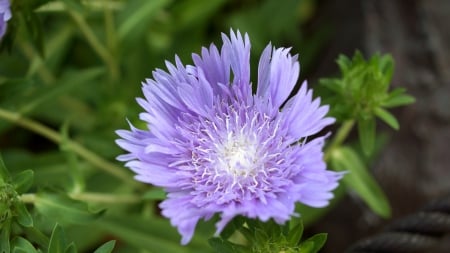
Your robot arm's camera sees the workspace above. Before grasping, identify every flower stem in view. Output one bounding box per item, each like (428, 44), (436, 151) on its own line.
(20, 192), (142, 204)
(0, 108), (141, 189)
(18, 40), (56, 84)
(324, 119), (355, 161)
(68, 9), (119, 82)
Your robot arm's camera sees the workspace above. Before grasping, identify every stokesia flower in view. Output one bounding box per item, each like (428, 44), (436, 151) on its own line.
(116, 30), (343, 244)
(0, 0), (11, 40)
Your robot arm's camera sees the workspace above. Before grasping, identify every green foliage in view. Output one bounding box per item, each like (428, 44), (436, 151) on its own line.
(44, 224), (115, 253)
(320, 51), (415, 156)
(11, 236), (38, 253)
(93, 240), (116, 253)
(209, 217), (327, 253)
(317, 52), (414, 219)
(34, 192), (104, 225)
(95, 214), (210, 253)
(330, 147), (391, 218)
(0, 156), (35, 244)
(0, 157), (115, 252)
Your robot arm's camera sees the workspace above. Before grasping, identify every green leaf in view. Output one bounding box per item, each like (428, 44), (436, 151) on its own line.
(358, 116), (376, 156)
(12, 170), (34, 193)
(61, 0), (84, 12)
(118, 0), (171, 42)
(64, 242), (77, 253)
(300, 233), (327, 253)
(23, 227), (50, 250)
(336, 54), (352, 73)
(19, 68), (105, 115)
(208, 238), (247, 253)
(382, 88), (415, 108)
(254, 227), (269, 246)
(0, 219), (11, 253)
(374, 107), (399, 130)
(208, 238), (236, 253)
(172, 0), (227, 29)
(19, 9), (45, 56)
(0, 154), (11, 185)
(287, 221), (304, 247)
(34, 192), (102, 225)
(48, 224), (66, 253)
(60, 122), (84, 193)
(14, 202), (33, 227)
(142, 188), (166, 201)
(331, 147), (391, 218)
(11, 238), (36, 253)
(93, 240), (116, 253)
(95, 215), (199, 253)
(11, 237), (37, 253)
(220, 216), (245, 239)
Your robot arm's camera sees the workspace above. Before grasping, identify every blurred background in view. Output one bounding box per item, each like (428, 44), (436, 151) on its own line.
(0, 0), (449, 252)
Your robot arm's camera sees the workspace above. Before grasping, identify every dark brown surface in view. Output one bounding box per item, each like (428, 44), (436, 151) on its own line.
(305, 0), (450, 252)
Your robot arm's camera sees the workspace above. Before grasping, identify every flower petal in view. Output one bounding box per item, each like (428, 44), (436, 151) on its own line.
(177, 75), (214, 117)
(160, 195), (211, 245)
(257, 46), (300, 108)
(192, 44), (230, 94)
(283, 81), (335, 139)
(221, 30), (250, 87)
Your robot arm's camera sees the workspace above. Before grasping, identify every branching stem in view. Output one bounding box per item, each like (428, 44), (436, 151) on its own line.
(0, 108), (141, 189)
(20, 192), (142, 204)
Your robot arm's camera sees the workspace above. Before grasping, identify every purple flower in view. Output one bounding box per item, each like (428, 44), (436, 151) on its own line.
(0, 0), (11, 40)
(116, 30), (342, 244)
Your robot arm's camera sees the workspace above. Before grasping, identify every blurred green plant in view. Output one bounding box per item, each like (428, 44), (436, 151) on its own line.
(321, 51), (415, 156)
(320, 51), (415, 219)
(0, 0), (415, 252)
(0, 155), (115, 252)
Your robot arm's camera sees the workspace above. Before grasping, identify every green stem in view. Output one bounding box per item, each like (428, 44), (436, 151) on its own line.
(18, 40), (56, 84)
(0, 108), (141, 189)
(19, 193), (36, 203)
(20, 192), (142, 204)
(68, 10), (119, 82)
(324, 119), (355, 161)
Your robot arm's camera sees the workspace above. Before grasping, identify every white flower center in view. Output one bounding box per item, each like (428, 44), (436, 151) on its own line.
(216, 133), (259, 178)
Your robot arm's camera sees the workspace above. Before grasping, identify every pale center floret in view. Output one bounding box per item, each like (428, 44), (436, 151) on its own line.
(215, 133), (260, 179)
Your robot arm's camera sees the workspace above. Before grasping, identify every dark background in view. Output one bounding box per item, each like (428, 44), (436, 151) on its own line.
(307, 0), (450, 252)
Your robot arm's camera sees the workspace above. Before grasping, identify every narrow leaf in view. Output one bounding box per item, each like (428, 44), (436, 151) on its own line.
(48, 224), (66, 253)
(23, 227), (50, 249)
(208, 238), (235, 253)
(0, 154), (11, 185)
(118, 0), (171, 41)
(382, 90), (415, 107)
(35, 193), (102, 224)
(374, 107), (399, 130)
(300, 233), (327, 253)
(0, 219), (11, 253)
(12, 170), (34, 193)
(95, 215), (196, 253)
(358, 116), (376, 156)
(11, 237), (37, 253)
(93, 240), (116, 253)
(208, 238), (247, 253)
(287, 222), (304, 247)
(61, 0), (84, 12)
(331, 147), (391, 218)
(142, 188), (166, 200)
(19, 68), (104, 115)
(64, 242), (77, 253)
(14, 202), (33, 227)
(220, 216), (245, 239)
